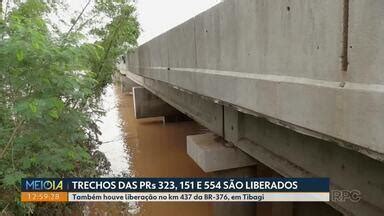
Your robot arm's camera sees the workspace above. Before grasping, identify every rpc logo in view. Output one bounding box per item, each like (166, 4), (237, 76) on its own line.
(331, 190), (361, 202)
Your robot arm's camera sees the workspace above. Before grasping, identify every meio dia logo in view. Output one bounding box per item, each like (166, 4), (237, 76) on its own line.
(24, 179), (63, 191)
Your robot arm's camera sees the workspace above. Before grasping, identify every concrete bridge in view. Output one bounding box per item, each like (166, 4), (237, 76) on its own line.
(118, 0), (384, 215)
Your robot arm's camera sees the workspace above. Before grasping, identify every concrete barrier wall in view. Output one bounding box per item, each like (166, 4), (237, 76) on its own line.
(134, 0), (343, 80)
(349, 0), (384, 84)
(125, 0), (384, 158)
(194, 0), (343, 80)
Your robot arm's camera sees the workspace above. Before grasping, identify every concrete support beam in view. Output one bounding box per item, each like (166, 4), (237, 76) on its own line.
(187, 133), (257, 216)
(120, 74), (139, 93)
(132, 87), (182, 119)
(186, 133), (257, 172)
(126, 71), (223, 136)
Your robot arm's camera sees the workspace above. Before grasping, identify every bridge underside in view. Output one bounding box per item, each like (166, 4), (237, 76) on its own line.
(118, 71), (384, 216)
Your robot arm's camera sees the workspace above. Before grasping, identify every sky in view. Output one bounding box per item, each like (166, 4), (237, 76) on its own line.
(135, 0), (221, 44)
(2, 0), (221, 44)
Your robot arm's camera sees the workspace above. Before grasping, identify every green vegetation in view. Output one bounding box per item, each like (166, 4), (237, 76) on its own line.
(0, 0), (139, 214)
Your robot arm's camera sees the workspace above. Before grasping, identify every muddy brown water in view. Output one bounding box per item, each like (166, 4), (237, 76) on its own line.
(83, 85), (213, 216)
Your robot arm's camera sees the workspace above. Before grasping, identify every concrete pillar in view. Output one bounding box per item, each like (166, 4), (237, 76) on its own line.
(132, 87), (183, 119)
(187, 133), (298, 216)
(187, 133), (257, 216)
(187, 133), (257, 172)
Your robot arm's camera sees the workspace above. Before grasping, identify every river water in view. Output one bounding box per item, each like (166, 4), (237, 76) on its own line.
(84, 85), (213, 216)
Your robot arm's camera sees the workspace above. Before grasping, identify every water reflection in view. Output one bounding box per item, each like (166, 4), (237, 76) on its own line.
(98, 85), (132, 176)
(86, 85), (140, 215)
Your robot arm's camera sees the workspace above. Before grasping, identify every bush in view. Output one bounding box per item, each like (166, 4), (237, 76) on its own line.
(0, 0), (139, 214)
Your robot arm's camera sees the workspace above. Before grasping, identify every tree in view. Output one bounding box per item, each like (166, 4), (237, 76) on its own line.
(0, 0), (139, 214)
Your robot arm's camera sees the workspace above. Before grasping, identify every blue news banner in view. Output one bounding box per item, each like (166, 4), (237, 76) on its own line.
(21, 178), (330, 202)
